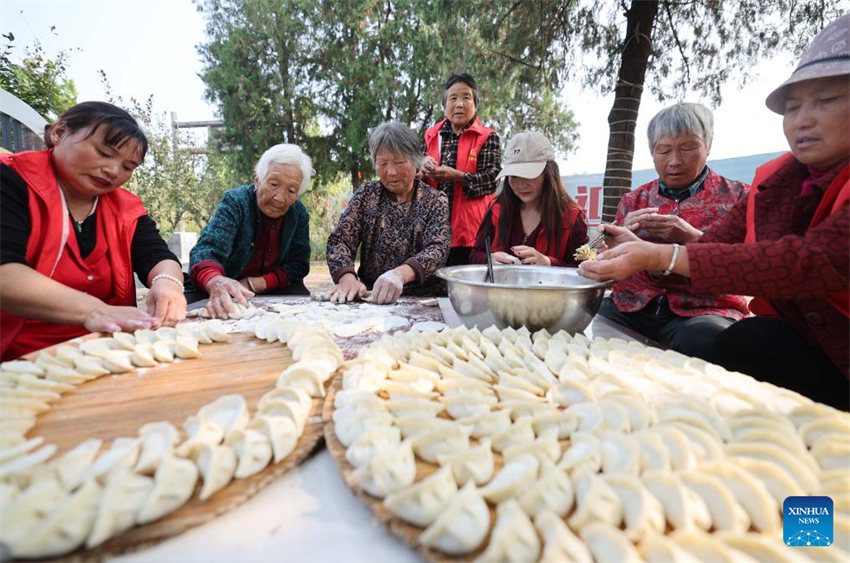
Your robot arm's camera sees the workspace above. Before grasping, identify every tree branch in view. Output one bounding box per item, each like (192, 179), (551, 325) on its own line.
(665, 0), (690, 83)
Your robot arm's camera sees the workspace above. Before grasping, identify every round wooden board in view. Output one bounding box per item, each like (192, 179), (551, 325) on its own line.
(323, 372), (497, 563)
(21, 331), (330, 563)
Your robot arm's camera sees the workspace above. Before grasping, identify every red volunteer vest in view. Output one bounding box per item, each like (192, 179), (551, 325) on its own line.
(0, 150), (146, 359)
(488, 201), (583, 260)
(745, 152), (849, 318)
(424, 117), (496, 247)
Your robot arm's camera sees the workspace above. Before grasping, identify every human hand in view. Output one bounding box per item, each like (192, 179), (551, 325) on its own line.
(635, 213), (702, 243)
(594, 223), (641, 252)
(424, 165), (462, 184)
(205, 275), (254, 318)
(621, 208), (659, 235)
(372, 269), (404, 304)
(510, 245), (551, 266)
(84, 305), (161, 334)
(330, 273), (367, 303)
(491, 251), (520, 265)
(146, 278), (187, 326)
(420, 156), (438, 175)
(578, 240), (661, 281)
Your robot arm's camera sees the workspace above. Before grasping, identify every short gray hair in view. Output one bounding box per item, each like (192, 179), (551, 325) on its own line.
(368, 121), (423, 168)
(647, 102), (714, 153)
(254, 143), (313, 194)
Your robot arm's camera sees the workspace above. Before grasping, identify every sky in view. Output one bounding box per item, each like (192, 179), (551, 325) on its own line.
(1, 0), (797, 175)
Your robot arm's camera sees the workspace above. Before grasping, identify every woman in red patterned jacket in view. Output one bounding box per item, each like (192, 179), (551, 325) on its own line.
(596, 102), (749, 361)
(580, 14), (849, 410)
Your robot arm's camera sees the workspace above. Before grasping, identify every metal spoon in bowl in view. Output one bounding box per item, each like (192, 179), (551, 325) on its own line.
(484, 236), (495, 283)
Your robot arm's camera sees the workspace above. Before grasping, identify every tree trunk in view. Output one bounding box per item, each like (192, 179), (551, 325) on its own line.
(601, 0), (659, 222)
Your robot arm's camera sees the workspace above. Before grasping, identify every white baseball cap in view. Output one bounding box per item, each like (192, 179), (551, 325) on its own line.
(496, 131), (555, 180)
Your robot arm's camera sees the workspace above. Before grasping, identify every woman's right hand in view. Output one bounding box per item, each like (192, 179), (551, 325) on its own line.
(491, 251), (520, 264)
(329, 273), (367, 303)
(205, 275), (254, 318)
(595, 223), (641, 252)
(84, 306), (161, 334)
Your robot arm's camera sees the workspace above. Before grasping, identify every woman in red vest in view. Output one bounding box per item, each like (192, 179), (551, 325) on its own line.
(579, 14), (849, 409)
(422, 74), (502, 266)
(0, 102), (186, 360)
(470, 131), (588, 267)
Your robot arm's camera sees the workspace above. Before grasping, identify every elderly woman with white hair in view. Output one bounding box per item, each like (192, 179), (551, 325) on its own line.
(581, 13), (849, 409)
(188, 143), (313, 317)
(595, 102), (749, 360)
(326, 121), (450, 304)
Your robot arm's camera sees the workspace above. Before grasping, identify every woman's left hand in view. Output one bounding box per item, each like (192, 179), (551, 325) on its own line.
(578, 241), (660, 281)
(146, 278), (187, 326)
(372, 269), (404, 304)
(511, 245), (551, 266)
(638, 213), (703, 243)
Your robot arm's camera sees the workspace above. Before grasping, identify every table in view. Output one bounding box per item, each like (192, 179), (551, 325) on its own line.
(110, 297), (652, 562)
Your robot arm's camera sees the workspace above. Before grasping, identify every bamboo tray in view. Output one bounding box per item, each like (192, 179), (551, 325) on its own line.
(21, 331), (328, 562)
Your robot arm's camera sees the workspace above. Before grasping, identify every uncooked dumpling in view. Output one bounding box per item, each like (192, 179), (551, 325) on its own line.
(410, 425), (471, 464)
(603, 473), (665, 542)
(419, 481), (490, 555)
(383, 465), (457, 527)
(134, 421), (180, 474)
(436, 438), (494, 486)
(86, 467), (153, 548)
(249, 414), (299, 464)
(517, 458), (574, 518)
(480, 453), (540, 504)
(193, 443), (237, 500)
(475, 499), (540, 563)
(50, 438), (102, 491)
(535, 508), (593, 563)
(224, 428), (273, 478)
(136, 454), (198, 524)
(352, 439), (416, 498)
(568, 472), (623, 530)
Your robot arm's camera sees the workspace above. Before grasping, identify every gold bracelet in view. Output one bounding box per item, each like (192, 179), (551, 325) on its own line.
(151, 273), (184, 289)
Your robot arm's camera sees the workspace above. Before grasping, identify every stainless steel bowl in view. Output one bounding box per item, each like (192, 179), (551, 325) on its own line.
(437, 265), (612, 334)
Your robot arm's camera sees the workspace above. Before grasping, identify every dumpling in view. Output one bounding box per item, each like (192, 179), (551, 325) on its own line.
(603, 473), (665, 541)
(631, 430), (672, 473)
(642, 470), (711, 531)
(670, 529), (760, 563)
(811, 440), (850, 472)
(444, 392), (497, 420)
(600, 431), (641, 474)
(50, 438), (102, 491)
(345, 424), (401, 468)
(480, 453), (539, 504)
(82, 438), (141, 484)
(333, 407), (394, 447)
(134, 421), (180, 474)
(503, 428), (562, 464)
(799, 416), (850, 448)
(419, 481), (490, 555)
(534, 508), (593, 563)
(73, 355), (110, 377)
(112, 331), (137, 351)
(193, 443), (237, 500)
(176, 416), (224, 457)
(698, 460), (779, 532)
(531, 411), (580, 440)
(719, 532), (807, 563)
(663, 421), (724, 461)
(517, 458), (574, 518)
(558, 431), (601, 475)
(678, 468), (751, 533)
(568, 472), (623, 530)
(12, 479), (101, 558)
(0, 436), (45, 465)
(725, 442), (819, 493)
(385, 398), (445, 419)
(276, 363), (326, 398)
(410, 425), (471, 464)
(651, 425), (697, 471)
(0, 475), (65, 548)
(130, 344), (158, 368)
(198, 394), (249, 436)
(394, 415), (454, 439)
(491, 417), (536, 453)
(0, 359), (44, 376)
(561, 402), (604, 434)
(224, 428), (273, 478)
(579, 521), (643, 563)
(79, 337), (117, 357)
(86, 467), (153, 548)
(475, 499), (540, 563)
(457, 410), (512, 439)
(151, 340), (175, 363)
(383, 465), (457, 527)
(352, 439), (416, 498)
(436, 438), (494, 486)
(136, 454), (199, 524)
(732, 457), (805, 505)
(249, 414), (299, 464)
(101, 350), (135, 373)
(638, 530), (703, 563)
(0, 444), (58, 481)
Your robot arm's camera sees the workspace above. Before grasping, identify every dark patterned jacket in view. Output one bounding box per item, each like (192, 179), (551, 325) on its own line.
(689, 158), (849, 375)
(611, 169), (750, 319)
(326, 180), (450, 295)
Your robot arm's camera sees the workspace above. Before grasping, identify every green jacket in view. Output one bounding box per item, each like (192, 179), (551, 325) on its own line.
(190, 184), (310, 283)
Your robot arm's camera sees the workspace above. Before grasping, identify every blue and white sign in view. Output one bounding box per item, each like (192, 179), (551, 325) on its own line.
(784, 496), (834, 547)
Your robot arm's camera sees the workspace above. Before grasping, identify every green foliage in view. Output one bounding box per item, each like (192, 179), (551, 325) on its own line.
(196, 0), (579, 187)
(0, 32), (78, 119)
(299, 173), (352, 260)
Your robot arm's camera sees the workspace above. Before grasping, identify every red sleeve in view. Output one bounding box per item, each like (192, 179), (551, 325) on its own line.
(689, 200), (849, 300)
(262, 268), (290, 291)
(697, 191), (749, 244)
(190, 260), (225, 291)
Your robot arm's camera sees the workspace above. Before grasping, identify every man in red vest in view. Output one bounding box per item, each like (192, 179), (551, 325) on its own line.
(422, 74), (501, 265)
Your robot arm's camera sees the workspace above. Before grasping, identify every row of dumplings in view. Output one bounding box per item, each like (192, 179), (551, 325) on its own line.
(0, 320), (231, 450)
(333, 326), (850, 560)
(0, 321), (341, 558)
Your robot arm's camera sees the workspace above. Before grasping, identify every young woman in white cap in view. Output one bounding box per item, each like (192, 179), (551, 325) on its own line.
(470, 131), (589, 267)
(579, 13), (849, 409)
